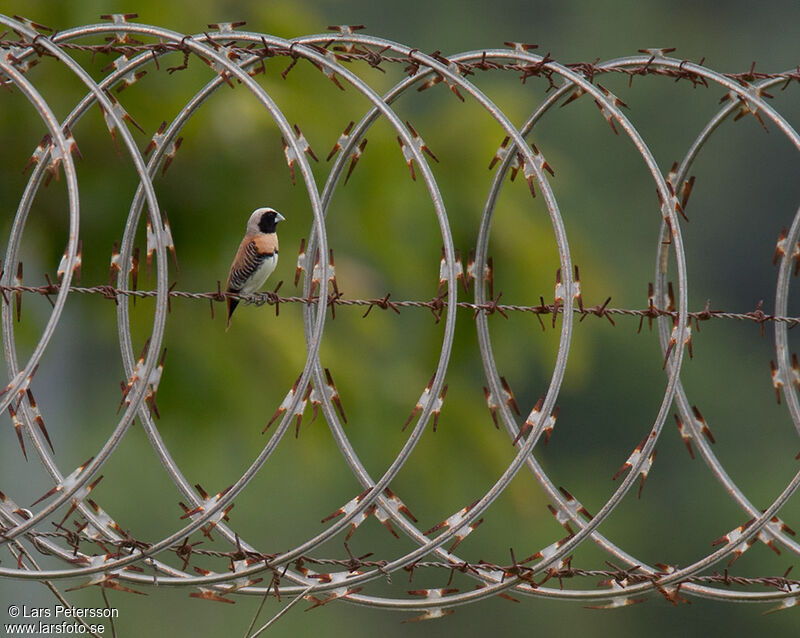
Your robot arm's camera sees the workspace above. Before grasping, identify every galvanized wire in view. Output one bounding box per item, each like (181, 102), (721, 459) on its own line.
(0, 14), (799, 624)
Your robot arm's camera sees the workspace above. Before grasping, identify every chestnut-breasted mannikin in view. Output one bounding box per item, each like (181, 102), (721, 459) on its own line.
(225, 207), (285, 329)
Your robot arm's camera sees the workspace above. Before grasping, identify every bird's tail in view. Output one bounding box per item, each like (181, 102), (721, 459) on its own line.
(226, 297), (239, 332)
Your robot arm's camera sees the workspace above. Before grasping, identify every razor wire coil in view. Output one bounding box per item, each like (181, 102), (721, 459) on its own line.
(0, 14), (799, 630)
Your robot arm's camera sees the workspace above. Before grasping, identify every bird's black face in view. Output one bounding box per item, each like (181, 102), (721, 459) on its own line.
(258, 211), (281, 234)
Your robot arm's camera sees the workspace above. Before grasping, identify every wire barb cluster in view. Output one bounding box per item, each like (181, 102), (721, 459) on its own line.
(1, 14), (800, 631)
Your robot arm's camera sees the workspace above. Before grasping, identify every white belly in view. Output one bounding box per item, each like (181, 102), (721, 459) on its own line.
(241, 253), (278, 294)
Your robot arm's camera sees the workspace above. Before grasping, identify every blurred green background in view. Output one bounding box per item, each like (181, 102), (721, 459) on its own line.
(1, 0), (799, 636)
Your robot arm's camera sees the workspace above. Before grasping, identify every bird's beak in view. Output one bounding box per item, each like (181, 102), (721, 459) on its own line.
(276, 212), (286, 223)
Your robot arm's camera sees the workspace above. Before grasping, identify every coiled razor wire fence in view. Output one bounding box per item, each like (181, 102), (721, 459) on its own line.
(0, 13), (799, 634)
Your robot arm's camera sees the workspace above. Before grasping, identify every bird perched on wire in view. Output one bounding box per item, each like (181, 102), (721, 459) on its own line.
(225, 207), (285, 330)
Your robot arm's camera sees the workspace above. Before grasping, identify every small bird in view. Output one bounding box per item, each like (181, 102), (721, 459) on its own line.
(225, 207), (285, 330)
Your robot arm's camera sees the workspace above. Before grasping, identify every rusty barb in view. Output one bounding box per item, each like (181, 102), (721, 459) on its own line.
(2, 13), (800, 626)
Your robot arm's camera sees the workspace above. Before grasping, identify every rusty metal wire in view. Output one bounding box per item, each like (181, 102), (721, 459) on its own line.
(3, 282), (800, 328)
(1, 14), (800, 631)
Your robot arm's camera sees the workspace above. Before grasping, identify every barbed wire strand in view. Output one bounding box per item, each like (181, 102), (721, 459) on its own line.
(1, 281), (798, 328)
